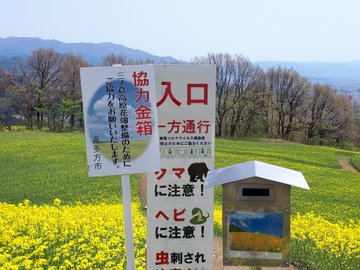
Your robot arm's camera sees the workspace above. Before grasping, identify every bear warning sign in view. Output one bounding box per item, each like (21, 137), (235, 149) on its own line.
(146, 65), (216, 270)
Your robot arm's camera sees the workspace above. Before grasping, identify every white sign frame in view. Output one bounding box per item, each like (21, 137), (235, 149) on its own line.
(147, 65), (216, 270)
(80, 65), (161, 177)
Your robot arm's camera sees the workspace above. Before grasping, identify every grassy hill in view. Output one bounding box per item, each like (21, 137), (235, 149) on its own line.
(0, 131), (134, 205)
(1, 131), (359, 222)
(215, 139), (360, 222)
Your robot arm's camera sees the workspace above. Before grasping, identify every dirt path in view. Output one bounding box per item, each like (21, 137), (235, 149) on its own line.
(337, 156), (359, 173)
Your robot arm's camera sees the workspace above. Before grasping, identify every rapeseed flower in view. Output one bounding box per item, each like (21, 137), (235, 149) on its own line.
(53, 198), (61, 207)
(291, 212), (360, 260)
(0, 200), (146, 269)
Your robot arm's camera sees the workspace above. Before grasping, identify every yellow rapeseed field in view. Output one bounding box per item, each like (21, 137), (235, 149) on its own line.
(0, 199), (146, 270)
(291, 212), (360, 269)
(291, 212), (360, 260)
(1, 200), (360, 269)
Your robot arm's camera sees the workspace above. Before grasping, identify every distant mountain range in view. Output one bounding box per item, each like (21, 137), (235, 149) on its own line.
(1, 36), (359, 97)
(0, 36), (175, 66)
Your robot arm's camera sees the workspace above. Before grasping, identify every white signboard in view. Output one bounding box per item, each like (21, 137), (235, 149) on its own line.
(80, 65), (160, 177)
(147, 65), (216, 270)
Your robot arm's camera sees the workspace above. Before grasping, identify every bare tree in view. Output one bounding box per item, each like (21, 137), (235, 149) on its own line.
(305, 84), (357, 146)
(192, 53), (239, 137)
(242, 72), (270, 137)
(101, 54), (128, 66)
(101, 54), (170, 66)
(266, 67), (310, 139)
(326, 95), (357, 146)
(0, 67), (13, 130)
(59, 53), (90, 130)
(227, 57), (265, 137)
(20, 48), (63, 129)
(0, 67), (37, 129)
(306, 84), (334, 143)
(354, 108), (360, 146)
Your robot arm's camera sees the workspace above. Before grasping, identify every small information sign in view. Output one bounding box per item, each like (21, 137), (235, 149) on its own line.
(80, 65), (160, 177)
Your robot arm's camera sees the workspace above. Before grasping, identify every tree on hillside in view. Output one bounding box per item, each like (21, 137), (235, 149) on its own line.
(326, 95), (357, 146)
(227, 57), (266, 137)
(266, 67), (310, 140)
(306, 84), (357, 146)
(192, 53), (240, 137)
(0, 67), (13, 130)
(18, 48), (63, 129)
(59, 53), (90, 130)
(101, 54), (172, 66)
(306, 84), (335, 143)
(0, 67), (37, 129)
(352, 102), (360, 146)
(102, 54), (128, 66)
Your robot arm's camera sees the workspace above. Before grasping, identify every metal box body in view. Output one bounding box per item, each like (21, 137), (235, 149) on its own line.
(222, 177), (291, 267)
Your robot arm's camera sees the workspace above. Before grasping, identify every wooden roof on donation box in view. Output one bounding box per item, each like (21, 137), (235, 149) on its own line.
(204, 160), (310, 190)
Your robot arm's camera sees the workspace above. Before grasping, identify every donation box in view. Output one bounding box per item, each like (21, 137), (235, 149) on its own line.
(204, 160), (310, 268)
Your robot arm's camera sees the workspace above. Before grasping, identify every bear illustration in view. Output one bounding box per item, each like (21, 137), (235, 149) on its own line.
(188, 162), (209, 182)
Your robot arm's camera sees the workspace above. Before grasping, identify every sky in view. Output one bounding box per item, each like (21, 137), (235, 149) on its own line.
(1, 0), (360, 62)
(230, 211), (283, 237)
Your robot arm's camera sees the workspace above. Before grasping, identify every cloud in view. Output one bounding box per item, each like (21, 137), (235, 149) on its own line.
(229, 211), (267, 230)
(93, 96), (108, 119)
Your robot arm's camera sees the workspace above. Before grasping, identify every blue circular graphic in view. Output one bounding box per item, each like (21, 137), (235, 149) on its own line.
(87, 79), (154, 162)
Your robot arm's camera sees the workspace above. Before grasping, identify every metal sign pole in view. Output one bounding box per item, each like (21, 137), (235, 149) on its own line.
(121, 174), (135, 270)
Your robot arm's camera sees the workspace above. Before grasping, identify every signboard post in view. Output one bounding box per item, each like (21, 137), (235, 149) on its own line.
(80, 65), (161, 270)
(146, 65), (216, 270)
(121, 174), (135, 270)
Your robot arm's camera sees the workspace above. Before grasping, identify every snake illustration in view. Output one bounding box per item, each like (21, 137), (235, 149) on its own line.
(190, 207), (210, 225)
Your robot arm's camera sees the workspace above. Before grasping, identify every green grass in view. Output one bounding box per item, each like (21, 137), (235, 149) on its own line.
(350, 155), (360, 171)
(0, 130), (141, 205)
(214, 138), (360, 222)
(1, 131), (359, 224)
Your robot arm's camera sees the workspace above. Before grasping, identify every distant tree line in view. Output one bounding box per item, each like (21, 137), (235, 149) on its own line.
(0, 49), (164, 131)
(0, 49), (359, 148)
(193, 53), (360, 148)
(0, 49), (88, 131)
